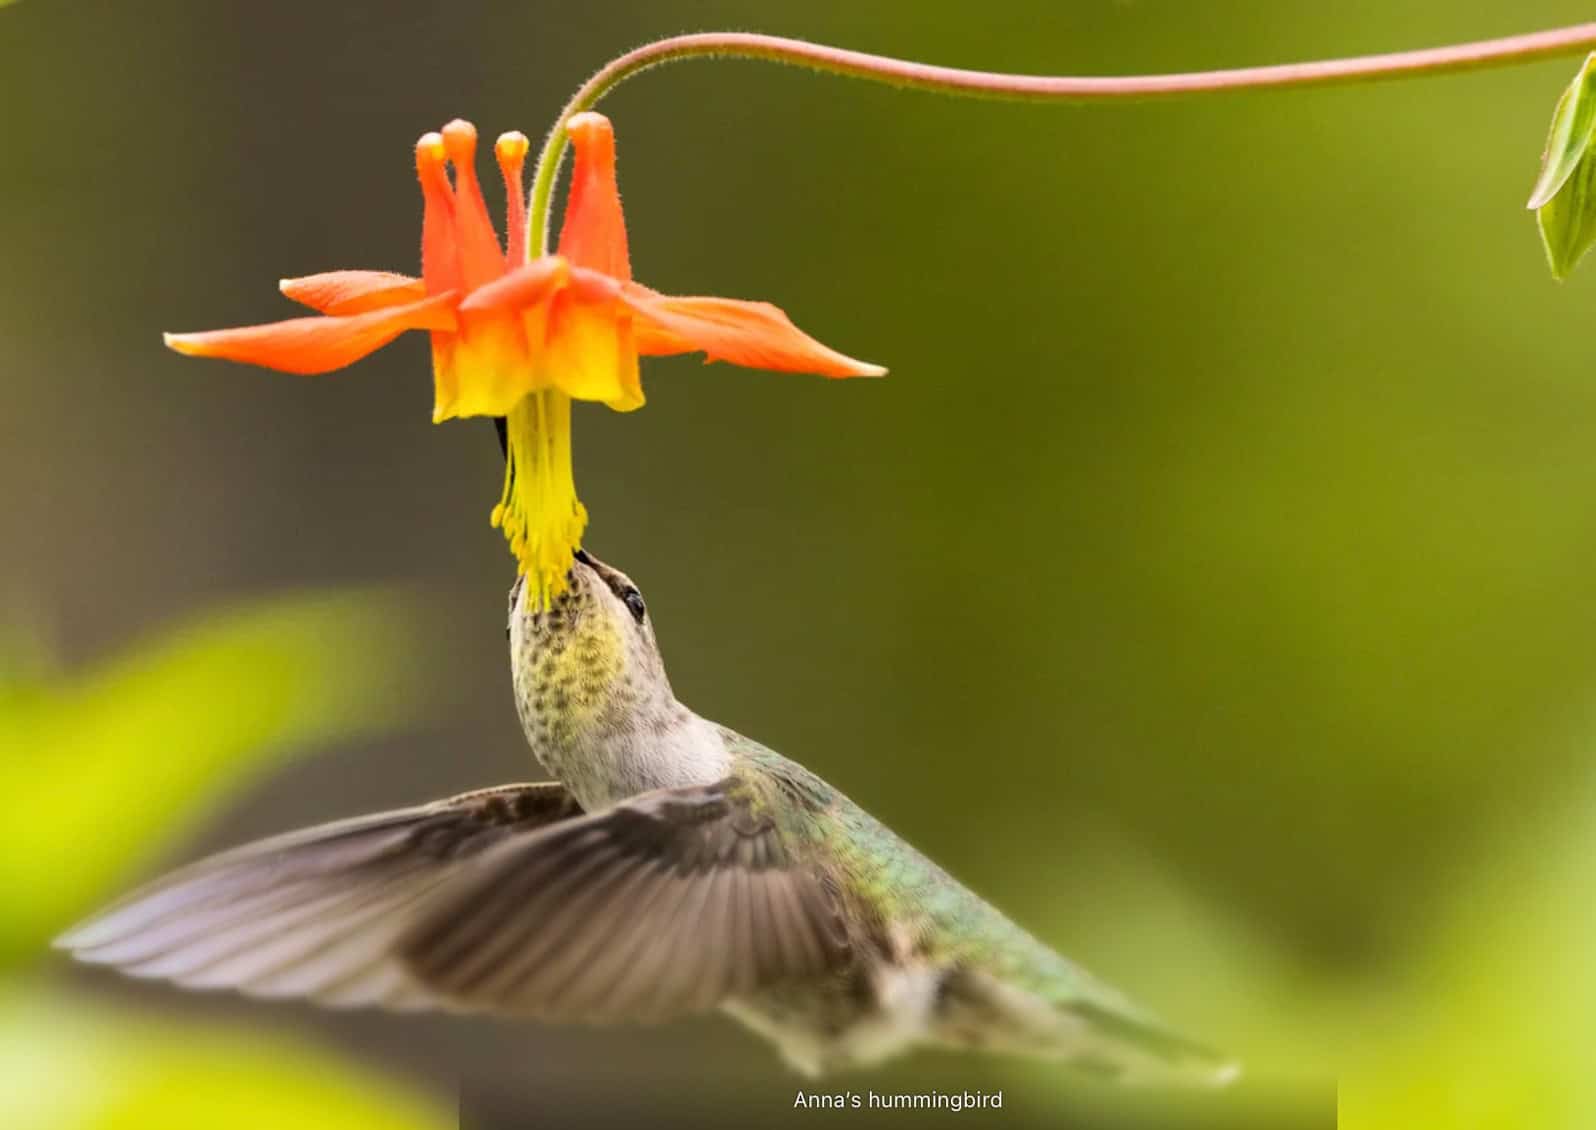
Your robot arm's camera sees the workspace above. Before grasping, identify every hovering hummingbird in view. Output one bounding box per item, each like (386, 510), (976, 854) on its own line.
(59, 550), (1236, 1083)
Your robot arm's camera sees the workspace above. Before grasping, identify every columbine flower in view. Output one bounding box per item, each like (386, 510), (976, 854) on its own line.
(165, 113), (883, 604)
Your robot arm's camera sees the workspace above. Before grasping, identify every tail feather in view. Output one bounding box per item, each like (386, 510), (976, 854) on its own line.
(1062, 998), (1240, 1086)
(932, 967), (1239, 1086)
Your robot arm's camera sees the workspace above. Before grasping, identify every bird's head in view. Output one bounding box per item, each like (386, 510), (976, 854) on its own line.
(507, 548), (676, 757)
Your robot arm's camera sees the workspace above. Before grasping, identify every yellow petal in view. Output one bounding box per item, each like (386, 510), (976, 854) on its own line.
(430, 313), (539, 422)
(542, 291), (643, 409)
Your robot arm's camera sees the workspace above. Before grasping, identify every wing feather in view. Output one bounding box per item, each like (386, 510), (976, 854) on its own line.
(398, 779), (850, 1022)
(60, 776), (850, 1025)
(57, 783), (580, 1009)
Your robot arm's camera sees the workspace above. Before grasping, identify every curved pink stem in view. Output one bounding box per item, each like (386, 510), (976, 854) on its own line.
(528, 24), (1596, 251)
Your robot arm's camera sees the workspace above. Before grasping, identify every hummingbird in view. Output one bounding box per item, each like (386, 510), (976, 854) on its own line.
(59, 549), (1236, 1083)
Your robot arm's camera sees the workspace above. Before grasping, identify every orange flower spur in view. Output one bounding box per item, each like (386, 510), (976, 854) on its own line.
(165, 112), (884, 605)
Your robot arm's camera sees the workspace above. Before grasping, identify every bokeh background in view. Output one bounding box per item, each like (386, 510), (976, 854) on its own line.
(6, 1), (1596, 1126)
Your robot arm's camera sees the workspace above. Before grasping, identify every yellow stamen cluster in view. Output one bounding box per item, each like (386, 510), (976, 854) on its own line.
(491, 389), (589, 608)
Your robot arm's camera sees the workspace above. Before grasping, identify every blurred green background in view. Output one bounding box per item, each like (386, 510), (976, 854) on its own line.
(6, 1), (1596, 1126)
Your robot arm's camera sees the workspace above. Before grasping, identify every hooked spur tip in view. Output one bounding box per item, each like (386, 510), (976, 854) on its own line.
(495, 131), (530, 164)
(566, 111), (613, 140)
(416, 131), (446, 162)
(441, 119), (479, 165)
(565, 112), (616, 167)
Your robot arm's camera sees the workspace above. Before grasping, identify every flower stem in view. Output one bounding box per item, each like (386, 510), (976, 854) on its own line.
(526, 24), (1596, 255)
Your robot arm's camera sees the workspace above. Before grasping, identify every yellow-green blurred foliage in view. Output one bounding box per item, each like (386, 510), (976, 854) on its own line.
(1, 989), (445, 1130)
(1339, 753), (1596, 1128)
(2, 593), (422, 957)
(0, 592), (449, 1130)
(6, 0), (1596, 1126)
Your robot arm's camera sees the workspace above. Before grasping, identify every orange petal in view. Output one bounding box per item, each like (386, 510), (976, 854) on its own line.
(557, 113), (631, 281)
(164, 293), (458, 375)
(621, 288), (886, 378)
(495, 132), (531, 268)
(279, 270), (426, 315)
(441, 120), (507, 289)
(458, 256), (569, 317)
(416, 132), (462, 295)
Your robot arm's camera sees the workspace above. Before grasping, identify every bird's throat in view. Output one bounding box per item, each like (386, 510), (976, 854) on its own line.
(508, 574), (729, 807)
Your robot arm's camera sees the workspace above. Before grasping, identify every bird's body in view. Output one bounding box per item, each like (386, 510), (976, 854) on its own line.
(59, 552), (1233, 1084)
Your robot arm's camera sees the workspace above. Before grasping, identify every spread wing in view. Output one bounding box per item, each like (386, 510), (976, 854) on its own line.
(56, 783), (582, 1010)
(58, 778), (849, 1023)
(397, 778), (850, 1023)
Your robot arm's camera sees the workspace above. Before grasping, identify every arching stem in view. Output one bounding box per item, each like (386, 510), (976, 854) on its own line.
(526, 24), (1596, 255)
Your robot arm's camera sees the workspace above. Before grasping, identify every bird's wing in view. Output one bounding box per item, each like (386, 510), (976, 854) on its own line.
(397, 777), (850, 1023)
(59, 779), (849, 1023)
(56, 782), (582, 1010)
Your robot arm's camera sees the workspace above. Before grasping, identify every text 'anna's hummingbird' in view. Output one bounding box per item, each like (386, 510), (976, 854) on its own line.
(59, 550), (1236, 1083)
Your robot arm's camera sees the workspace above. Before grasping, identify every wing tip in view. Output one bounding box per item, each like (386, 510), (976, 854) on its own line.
(53, 918), (108, 955)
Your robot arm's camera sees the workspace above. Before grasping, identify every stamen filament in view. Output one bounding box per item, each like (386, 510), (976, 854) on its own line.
(491, 389), (589, 608)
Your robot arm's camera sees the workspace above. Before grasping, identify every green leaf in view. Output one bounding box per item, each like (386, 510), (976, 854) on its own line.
(0, 589), (429, 963)
(1532, 55), (1596, 280)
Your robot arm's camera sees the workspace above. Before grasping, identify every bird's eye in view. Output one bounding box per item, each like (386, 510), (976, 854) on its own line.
(621, 587), (647, 623)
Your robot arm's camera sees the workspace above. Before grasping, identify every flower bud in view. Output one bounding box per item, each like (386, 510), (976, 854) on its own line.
(1529, 53), (1596, 280)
